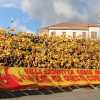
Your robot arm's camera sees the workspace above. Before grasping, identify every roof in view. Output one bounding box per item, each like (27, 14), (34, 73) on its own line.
(42, 23), (98, 30)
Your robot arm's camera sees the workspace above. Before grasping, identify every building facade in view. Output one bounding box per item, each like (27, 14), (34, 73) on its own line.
(40, 23), (100, 40)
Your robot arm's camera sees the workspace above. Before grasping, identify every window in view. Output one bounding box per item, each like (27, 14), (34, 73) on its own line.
(82, 32), (86, 39)
(91, 32), (97, 39)
(51, 31), (56, 36)
(73, 32), (76, 38)
(62, 32), (66, 37)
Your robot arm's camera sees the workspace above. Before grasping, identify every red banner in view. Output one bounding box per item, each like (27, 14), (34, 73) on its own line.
(0, 67), (100, 90)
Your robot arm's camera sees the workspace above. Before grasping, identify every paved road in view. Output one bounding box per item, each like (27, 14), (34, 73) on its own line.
(1, 87), (100, 100)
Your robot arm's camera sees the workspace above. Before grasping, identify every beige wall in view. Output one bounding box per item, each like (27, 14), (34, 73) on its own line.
(49, 29), (89, 39)
(89, 27), (100, 39)
(40, 26), (100, 39)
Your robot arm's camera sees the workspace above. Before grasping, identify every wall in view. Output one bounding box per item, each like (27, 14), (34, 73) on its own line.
(49, 29), (89, 38)
(89, 27), (100, 39)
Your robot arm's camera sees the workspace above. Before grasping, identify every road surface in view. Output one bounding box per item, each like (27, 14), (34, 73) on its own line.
(1, 87), (100, 100)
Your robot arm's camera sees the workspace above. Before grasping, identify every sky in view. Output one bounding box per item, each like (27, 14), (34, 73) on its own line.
(0, 0), (99, 32)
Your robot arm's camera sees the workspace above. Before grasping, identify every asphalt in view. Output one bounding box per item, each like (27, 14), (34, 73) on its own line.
(1, 86), (100, 100)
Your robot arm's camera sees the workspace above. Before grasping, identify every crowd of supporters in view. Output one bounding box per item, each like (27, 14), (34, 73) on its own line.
(0, 32), (100, 69)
